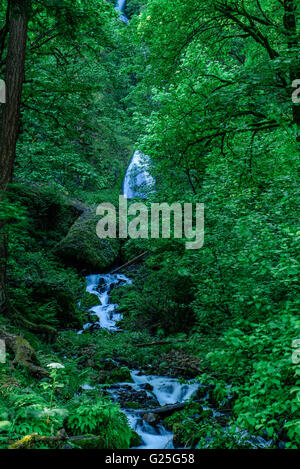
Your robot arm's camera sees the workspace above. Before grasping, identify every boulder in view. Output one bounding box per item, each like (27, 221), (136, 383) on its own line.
(130, 431), (142, 448)
(143, 413), (159, 425)
(56, 209), (120, 272)
(80, 290), (100, 310)
(172, 423), (186, 447)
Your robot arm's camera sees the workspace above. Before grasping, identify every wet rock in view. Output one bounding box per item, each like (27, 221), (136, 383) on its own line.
(214, 413), (229, 426)
(126, 401), (144, 409)
(194, 386), (207, 400)
(105, 384), (158, 409)
(80, 291), (100, 310)
(130, 431), (142, 448)
(143, 413), (159, 425)
(109, 366), (132, 383)
(143, 383), (154, 392)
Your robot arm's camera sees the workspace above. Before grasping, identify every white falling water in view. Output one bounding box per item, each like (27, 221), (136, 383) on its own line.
(107, 371), (200, 449)
(131, 371), (200, 406)
(115, 0), (126, 12)
(79, 273), (200, 449)
(123, 150), (155, 199)
(115, 0), (129, 24)
(79, 273), (132, 333)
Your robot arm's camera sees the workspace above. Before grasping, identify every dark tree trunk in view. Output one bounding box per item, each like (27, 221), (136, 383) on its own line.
(283, 0), (300, 131)
(0, 0), (30, 314)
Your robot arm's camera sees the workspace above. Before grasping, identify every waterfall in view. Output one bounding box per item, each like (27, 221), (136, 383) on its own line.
(123, 150), (155, 199)
(115, 0), (127, 12)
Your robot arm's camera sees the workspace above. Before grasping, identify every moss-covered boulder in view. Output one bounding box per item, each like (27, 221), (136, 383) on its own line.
(80, 290), (100, 310)
(8, 183), (85, 248)
(97, 365), (133, 384)
(56, 209), (120, 272)
(130, 431), (142, 448)
(173, 423), (186, 447)
(70, 435), (107, 449)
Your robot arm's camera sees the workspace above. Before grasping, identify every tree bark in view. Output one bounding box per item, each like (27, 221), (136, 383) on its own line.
(0, 0), (30, 314)
(283, 0), (300, 132)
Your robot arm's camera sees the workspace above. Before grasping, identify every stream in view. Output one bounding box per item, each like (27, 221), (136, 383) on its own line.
(80, 271), (200, 449)
(78, 0), (272, 451)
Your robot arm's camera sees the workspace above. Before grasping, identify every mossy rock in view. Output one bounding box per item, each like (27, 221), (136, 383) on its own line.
(173, 423), (186, 447)
(81, 291), (100, 310)
(56, 209), (120, 272)
(71, 435), (106, 449)
(8, 183), (84, 246)
(109, 366), (132, 383)
(130, 431), (142, 448)
(126, 401), (144, 409)
(98, 366), (133, 384)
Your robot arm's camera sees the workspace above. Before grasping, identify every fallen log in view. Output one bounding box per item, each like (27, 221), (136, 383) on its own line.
(0, 329), (49, 378)
(8, 431), (103, 449)
(135, 340), (186, 348)
(136, 402), (186, 417)
(110, 252), (148, 274)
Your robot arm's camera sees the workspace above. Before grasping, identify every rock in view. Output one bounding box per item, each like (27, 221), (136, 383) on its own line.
(80, 291), (100, 310)
(56, 209), (120, 272)
(126, 401), (144, 409)
(110, 366), (132, 383)
(130, 431), (142, 448)
(105, 384), (159, 408)
(214, 413), (229, 426)
(70, 434), (106, 449)
(143, 413), (159, 425)
(143, 383), (154, 391)
(173, 423), (186, 447)
(194, 386), (207, 399)
(101, 358), (119, 371)
(97, 365), (133, 385)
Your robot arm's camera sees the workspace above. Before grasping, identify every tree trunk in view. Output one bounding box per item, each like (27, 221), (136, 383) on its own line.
(0, 0), (30, 314)
(283, 1), (300, 132)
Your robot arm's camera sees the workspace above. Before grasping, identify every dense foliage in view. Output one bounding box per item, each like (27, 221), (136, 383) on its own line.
(0, 0), (299, 450)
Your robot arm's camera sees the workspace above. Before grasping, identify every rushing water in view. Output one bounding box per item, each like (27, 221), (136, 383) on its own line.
(80, 3), (197, 446)
(77, 0), (275, 450)
(79, 273), (132, 332)
(81, 271), (200, 448)
(123, 150), (155, 199)
(115, 0), (129, 24)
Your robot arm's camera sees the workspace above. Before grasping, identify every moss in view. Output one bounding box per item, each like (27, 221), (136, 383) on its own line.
(173, 423), (186, 447)
(56, 209), (120, 272)
(71, 435), (106, 449)
(80, 290), (100, 310)
(109, 366), (132, 383)
(130, 431), (142, 448)
(126, 401), (144, 409)
(8, 183), (84, 247)
(98, 366), (133, 384)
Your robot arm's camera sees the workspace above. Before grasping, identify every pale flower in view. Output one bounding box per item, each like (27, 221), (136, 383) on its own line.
(47, 362), (65, 369)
